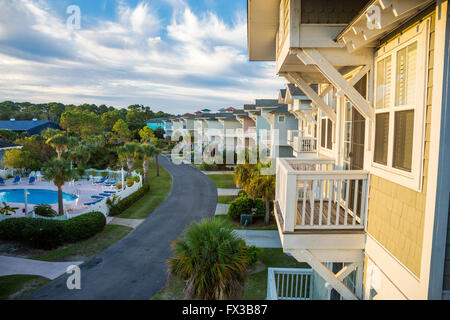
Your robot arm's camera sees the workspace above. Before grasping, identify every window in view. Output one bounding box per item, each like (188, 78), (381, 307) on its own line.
(278, 115), (285, 123)
(372, 19), (429, 190)
(320, 116), (333, 150)
(321, 118), (326, 148)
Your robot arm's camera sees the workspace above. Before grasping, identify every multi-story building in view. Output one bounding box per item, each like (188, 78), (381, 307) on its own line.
(248, 0), (450, 300)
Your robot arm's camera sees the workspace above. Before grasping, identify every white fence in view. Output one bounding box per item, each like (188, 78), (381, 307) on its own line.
(267, 268), (314, 300)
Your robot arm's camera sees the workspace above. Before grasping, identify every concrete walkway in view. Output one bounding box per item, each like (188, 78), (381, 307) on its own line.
(201, 171), (234, 175)
(109, 218), (145, 229)
(217, 188), (241, 196)
(214, 203), (229, 215)
(0, 256), (83, 280)
(26, 155), (217, 300)
(233, 230), (282, 248)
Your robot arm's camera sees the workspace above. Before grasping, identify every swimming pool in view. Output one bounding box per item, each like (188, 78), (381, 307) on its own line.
(0, 189), (78, 205)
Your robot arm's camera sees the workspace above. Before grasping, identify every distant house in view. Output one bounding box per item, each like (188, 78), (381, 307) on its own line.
(145, 117), (166, 131)
(0, 139), (22, 169)
(0, 119), (60, 136)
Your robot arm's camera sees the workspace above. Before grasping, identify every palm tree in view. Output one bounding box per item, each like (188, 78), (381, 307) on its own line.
(168, 219), (249, 300)
(42, 159), (75, 215)
(138, 144), (157, 184)
(42, 128), (61, 140)
(233, 164), (257, 189)
(68, 145), (91, 166)
(117, 143), (139, 173)
(46, 134), (70, 158)
(153, 147), (162, 177)
(246, 171), (276, 224)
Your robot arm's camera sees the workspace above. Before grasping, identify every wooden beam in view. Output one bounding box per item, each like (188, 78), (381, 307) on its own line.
(283, 72), (337, 122)
(290, 249), (358, 300)
(335, 262), (359, 280)
(302, 49), (374, 120)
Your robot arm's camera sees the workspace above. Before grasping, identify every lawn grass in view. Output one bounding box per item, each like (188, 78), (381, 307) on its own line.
(213, 215), (278, 231)
(32, 225), (132, 262)
(217, 196), (236, 204)
(118, 161), (172, 219)
(0, 275), (50, 300)
(208, 174), (236, 189)
(151, 248), (309, 300)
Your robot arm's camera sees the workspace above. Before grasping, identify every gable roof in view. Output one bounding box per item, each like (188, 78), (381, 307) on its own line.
(255, 99), (280, 108)
(0, 139), (20, 149)
(269, 104), (290, 115)
(0, 120), (53, 131)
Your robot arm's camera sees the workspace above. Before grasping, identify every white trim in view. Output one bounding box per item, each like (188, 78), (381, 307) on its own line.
(371, 18), (430, 191)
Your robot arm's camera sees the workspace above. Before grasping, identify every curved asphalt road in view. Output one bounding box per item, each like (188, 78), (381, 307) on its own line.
(26, 155), (217, 300)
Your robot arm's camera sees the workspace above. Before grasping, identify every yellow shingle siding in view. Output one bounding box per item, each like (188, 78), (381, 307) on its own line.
(367, 11), (435, 277)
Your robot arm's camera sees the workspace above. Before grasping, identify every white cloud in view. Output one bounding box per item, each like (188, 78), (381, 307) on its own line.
(0, 0), (284, 113)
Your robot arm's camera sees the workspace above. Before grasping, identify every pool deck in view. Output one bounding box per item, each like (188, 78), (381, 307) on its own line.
(0, 178), (119, 217)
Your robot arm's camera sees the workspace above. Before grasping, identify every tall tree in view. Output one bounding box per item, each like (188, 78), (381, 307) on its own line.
(42, 159), (75, 215)
(246, 172), (276, 224)
(117, 143), (139, 173)
(137, 144), (157, 184)
(46, 134), (70, 159)
(169, 219), (249, 300)
(112, 119), (131, 144)
(138, 126), (157, 144)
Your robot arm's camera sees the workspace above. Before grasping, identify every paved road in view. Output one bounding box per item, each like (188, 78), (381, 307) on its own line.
(26, 156), (217, 300)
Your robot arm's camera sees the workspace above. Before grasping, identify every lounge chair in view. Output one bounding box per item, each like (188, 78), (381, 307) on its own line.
(12, 176), (21, 185)
(28, 176), (36, 185)
(91, 195), (104, 199)
(103, 191), (117, 194)
(93, 177), (109, 185)
(99, 193), (112, 197)
(84, 200), (101, 206)
(0, 178), (5, 186)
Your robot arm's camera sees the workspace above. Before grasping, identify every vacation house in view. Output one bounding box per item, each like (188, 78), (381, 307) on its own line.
(248, 0), (450, 299)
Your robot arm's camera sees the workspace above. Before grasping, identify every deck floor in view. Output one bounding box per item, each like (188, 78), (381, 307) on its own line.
(296, 200), (357, 227)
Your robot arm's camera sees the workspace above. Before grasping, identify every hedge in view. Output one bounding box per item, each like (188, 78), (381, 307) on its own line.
(227, 196), (267, 220)
(108, 183), (150, 216)
(0, 211), (106, 250)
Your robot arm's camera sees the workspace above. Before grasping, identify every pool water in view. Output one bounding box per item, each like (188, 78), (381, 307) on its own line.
(0, 189), (78, 205)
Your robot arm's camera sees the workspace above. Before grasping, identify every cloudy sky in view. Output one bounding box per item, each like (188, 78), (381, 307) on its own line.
(0, 0), (284, 114)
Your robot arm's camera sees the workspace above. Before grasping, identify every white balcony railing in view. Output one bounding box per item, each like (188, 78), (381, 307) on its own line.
(267, 268), (313, 300)
(287, 130), (304, 143)
(293, 136), (317, 153)
(276, 158), (369, 232)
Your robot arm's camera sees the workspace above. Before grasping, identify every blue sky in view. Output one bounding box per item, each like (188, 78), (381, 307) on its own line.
(0, 0), (283, 114)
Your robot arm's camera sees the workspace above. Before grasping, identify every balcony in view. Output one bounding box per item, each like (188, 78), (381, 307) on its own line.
(275, 158), (368, 251)
(287, 130), (317, 156)
(266, 268), (313, 300)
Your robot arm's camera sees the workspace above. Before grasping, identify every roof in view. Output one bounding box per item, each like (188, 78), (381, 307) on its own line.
(269, 105), (290, 115)
(243, 104), (256, 111)
(201, 109), (211, 112)
(146, 117), (167, 123)
(225, 107), (236, 112)
(0, 120), (54, 131)
(287, 84), (306, 97)
(0, 139), (20, 149)
(255, 99), (281, 108)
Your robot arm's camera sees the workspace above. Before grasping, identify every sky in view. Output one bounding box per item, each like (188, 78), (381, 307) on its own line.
(0, 0), (284, 114)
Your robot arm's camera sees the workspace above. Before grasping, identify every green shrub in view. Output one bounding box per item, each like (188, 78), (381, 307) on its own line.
(22, 220), (64, 250)
(246, 245), (260, 267)
(227, 196), (253, 220)
(76, 165), (85, 177)
(198, 161), (219, 171)
(108, 184), (150, 216)
(101, 171), (109, 178)
(252, 199), (266, 217)
(34, 204), (58, 217)
(0, 212), (106, 250)
(133, 176), (140, 183)
(116, 182), (123, 190)
(238, 190), (248, 198)
(61, 212), (106, 243)
(126, 177), (135, 187)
